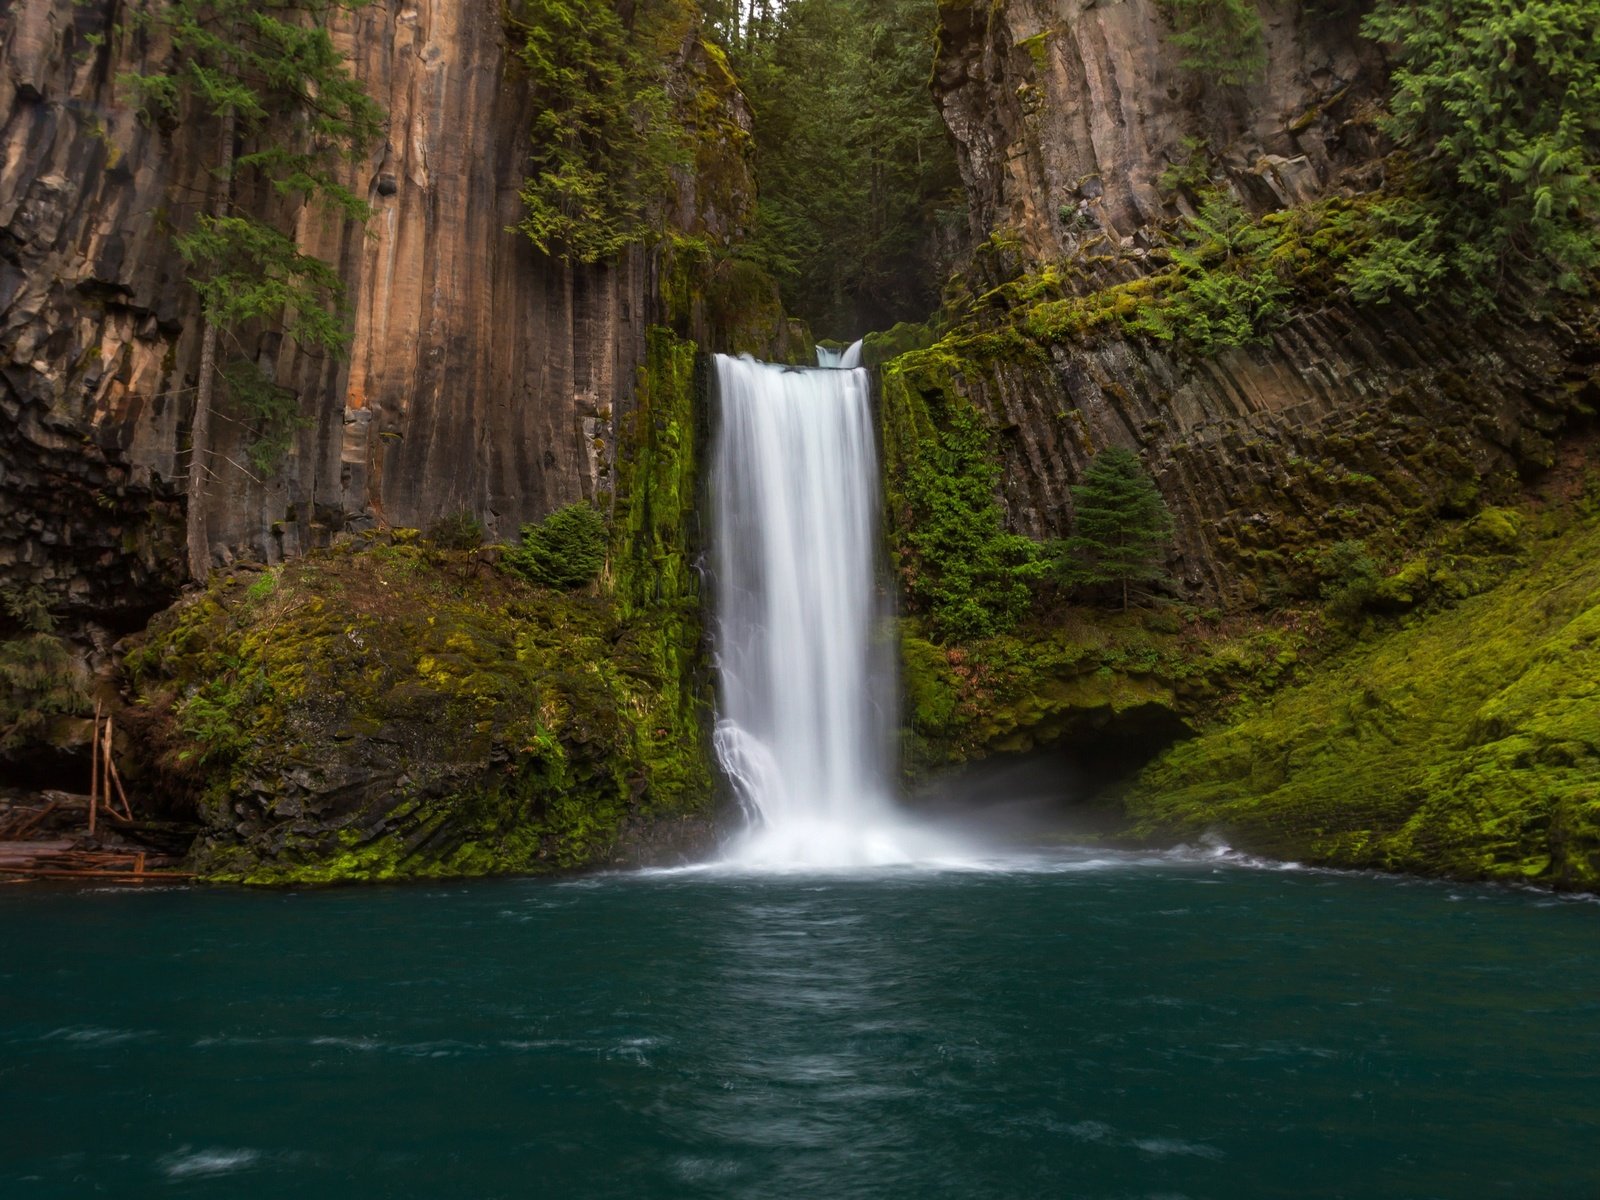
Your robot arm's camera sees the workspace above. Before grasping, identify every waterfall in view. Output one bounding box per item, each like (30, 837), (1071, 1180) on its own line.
(711, 341), (946, 867)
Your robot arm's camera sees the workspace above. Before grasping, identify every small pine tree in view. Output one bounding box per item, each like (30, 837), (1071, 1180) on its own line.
(503, 503), (609, 590)
(1056, 448), (1176, 610)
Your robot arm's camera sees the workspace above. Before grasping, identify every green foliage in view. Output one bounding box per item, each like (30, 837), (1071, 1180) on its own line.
(901, 405), (1043, 641)
(124, 0), (382, 306)
(0, 588), (87, 757)
(1138, 190), (1290, 353)
(425, 512), (487, 551)
(1316, 539), (1380, 623)
(1158, 135), (1214, 196)
(1056, 448), (1176, 609)
(509, 0), (689, 263)
(218, 359), (308, 473)
(727, 0), (962, 336)
(130, 530), (713, 883)
(1158, 0), (1267, 85)
(896, 610), (1308, 777)
(1019, 193), (1386, 354)
(1339, 198), (1449, 303)
(1127, 501), (1600, 890)
(503, 503), (609, 590)
(1355, 0), (1600, 304)
(176, 672), (259, 765)
(178, 216), (351, 351)
(122, 0), (384, 469)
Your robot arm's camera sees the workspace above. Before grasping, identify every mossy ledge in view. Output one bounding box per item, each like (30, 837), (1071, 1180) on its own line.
(1124, 497), (1600, 892)
(124, 327), (717, 886)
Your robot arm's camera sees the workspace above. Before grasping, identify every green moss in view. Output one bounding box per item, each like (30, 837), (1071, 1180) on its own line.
(130, 325), (716, 885)
(1016, 29), (1054, 74)
(609, 326), (715, 812)
(862, 321), (937, 368)
(897, 610), (1307, 778)
(878, 343), (1044, 641)
(1126, 503), (1600, 890)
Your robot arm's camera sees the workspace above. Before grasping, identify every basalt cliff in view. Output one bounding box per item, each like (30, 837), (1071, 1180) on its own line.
(881, 0), (1599, 888)
(1, 0), (1596, 888)
(1, 0), (774, 628)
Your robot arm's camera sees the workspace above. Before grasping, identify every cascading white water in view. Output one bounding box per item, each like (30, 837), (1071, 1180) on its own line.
(711, 341), (950, 867)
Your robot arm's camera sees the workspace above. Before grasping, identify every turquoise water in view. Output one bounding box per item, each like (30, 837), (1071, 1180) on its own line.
(2, 850), (1596, 1199)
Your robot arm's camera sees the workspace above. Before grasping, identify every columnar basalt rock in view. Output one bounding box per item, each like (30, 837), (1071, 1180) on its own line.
(1, 0), (757, 621)
(902, 0), (1599, 611)
(886, 301), (1594, 609)
(933, 0), (1386, 260)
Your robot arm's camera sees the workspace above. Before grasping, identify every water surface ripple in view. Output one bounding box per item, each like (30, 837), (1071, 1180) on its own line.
(2, 851), (1596, 1198)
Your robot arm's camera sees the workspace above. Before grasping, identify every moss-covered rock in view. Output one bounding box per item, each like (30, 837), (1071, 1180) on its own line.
(1125, 500), (1600, 891)
(123, 538), (713, 884)
(898, 608), (1309, 780)
(124, 325), (718, 886)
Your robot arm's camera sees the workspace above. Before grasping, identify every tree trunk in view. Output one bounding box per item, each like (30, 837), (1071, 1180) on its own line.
(185, 105), (237, 585)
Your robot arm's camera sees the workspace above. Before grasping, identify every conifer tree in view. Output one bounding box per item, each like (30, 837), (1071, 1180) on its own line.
(724, 0), (961, 336)
(1355, 0), (1600, 304)
(1057, 448), (1175, 610)
(0, 588), (86, 757)
(123, 0), (385, 582)
(509, 0), (687, 264)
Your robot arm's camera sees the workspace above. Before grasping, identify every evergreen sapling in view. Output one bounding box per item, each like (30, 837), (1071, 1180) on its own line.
(1057, 448), (1176, 610)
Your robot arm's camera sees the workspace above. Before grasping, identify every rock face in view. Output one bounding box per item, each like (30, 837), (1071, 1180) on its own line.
(934, 0), (1386, 258)
(891, 0), (1599, 611)
(1, 0), (755, 622)
(883, 298), (1596, 610)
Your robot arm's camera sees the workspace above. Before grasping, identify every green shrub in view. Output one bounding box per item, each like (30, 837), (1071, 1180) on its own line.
(503, 503), (608, 590)
(900, 406), (1043, 642)
(1318, 539), (1380, 623)
(426, 511), (487, 551)
(1355, 0), (1600, 305)
(1137, 190), (1290, 353)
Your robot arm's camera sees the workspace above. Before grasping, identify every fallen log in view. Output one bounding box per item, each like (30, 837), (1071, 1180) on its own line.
(7, 800), (60, 840)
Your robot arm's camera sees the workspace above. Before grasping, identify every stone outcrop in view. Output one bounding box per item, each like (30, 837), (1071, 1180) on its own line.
(892, 0), (1599, 611)
(883, 297), (1597, 609)
(1, 0), (756, 623)
(933, 0), (1386, 259)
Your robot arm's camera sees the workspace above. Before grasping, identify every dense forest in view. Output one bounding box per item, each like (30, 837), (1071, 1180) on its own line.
(511, 0), (960, 337)
(705, 0), (962, 336)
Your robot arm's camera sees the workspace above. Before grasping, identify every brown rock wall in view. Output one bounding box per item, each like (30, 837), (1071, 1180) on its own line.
(934, 0), (1385, 260)
(910, 0), (1598, 611)
(897, 299), (1595, 610)
(1, 0), (754, 619)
